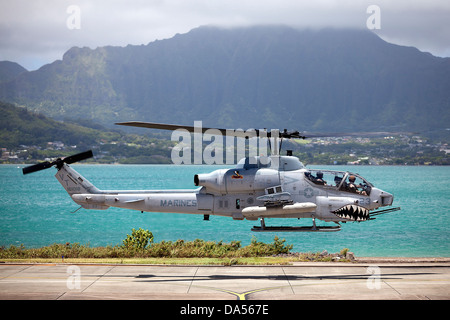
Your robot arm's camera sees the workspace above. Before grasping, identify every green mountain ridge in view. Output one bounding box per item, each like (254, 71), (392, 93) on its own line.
(0, 101), (173, 164)
(0, 61), (27, 83)
(1, 101), (447, 165)
(1, 25), (449, 134)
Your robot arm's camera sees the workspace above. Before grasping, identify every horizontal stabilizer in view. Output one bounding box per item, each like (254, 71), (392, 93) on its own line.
(124, 199), (145, 203)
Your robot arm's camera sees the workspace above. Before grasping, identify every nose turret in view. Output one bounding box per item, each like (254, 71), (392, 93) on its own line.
(370, 188), (394, 208)
(380, 192), (394, 206)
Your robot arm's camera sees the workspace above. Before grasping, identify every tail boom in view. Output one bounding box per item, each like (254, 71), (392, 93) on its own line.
(71, 192), (202, 213)
(57, 163), (208, 214)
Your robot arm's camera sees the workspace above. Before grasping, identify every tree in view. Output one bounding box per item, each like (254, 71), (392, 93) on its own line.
(122, 228), (154, 251)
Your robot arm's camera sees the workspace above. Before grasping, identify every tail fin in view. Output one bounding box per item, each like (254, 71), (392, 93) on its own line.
(22, 150), (107, 210)
(55, 163), (101, 196)
(55, 163), (109, 210)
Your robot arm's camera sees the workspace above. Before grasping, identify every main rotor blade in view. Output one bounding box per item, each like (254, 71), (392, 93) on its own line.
(22, 161), (52, 175)
(298, 131), (410, 139)
(115, 121), (266, 139)
(116, 121), (412, 140)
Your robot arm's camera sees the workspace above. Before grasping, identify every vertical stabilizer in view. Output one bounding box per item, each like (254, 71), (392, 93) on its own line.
(55, 163), (101, 196)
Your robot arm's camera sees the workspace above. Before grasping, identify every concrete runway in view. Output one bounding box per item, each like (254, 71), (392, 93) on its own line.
(0, 262), (449, 300)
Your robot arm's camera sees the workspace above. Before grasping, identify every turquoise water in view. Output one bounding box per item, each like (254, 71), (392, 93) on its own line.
(1, 164), (449, 257)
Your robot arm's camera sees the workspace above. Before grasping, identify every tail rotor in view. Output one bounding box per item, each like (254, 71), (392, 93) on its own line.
(22, 150), (93, 175)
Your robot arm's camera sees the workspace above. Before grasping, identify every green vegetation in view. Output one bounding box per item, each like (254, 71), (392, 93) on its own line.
(289, 136), (449, 166)
(122, 228), (154, 251)
(1, 101), (447, 166)
(0, 229), (292, 259)
(0, 101), (174, 164)
(0, 228), (352, 265)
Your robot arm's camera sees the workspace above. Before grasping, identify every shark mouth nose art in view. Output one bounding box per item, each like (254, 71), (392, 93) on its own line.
(333, 205), (370, 222)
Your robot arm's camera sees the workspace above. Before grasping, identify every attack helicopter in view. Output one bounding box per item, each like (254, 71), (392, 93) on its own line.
(23, 121), (400, 232)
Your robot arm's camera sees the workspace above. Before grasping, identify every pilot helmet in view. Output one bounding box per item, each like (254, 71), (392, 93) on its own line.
(317, 172), (323, 178)
(349, 175), (356, 182)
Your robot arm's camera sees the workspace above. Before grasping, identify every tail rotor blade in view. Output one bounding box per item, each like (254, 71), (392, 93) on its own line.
(22, 161), (52, 175)
(22, 150), (94, 175)
(63, 150), (93, 164)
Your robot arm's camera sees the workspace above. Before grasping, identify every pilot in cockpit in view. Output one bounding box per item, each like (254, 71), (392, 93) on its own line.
(315, 172), (326, 185)
(347, 175), (367, 195)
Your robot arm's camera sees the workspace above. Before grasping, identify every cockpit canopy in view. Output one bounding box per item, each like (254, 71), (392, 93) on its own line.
(235, 155), (304, 171)
(305, 169), (373, 195)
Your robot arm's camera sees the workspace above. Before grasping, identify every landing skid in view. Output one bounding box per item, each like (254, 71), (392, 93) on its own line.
(251, 225), (341, 232)
(251, 217), (341, 232)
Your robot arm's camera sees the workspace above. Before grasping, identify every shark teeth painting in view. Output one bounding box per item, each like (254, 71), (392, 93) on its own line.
(333, 204), (370, 222)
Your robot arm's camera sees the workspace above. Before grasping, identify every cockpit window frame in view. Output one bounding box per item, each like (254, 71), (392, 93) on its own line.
(304, 169), (374, 194)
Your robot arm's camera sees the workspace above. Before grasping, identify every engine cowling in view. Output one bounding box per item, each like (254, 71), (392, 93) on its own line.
(194, 168), (280, 194)
(194, 169), (227, 194)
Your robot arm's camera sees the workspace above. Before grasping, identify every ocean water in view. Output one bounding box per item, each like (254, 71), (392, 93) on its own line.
(0, 164), (449, 257)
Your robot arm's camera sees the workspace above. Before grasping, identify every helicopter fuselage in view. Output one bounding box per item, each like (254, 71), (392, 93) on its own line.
(63, 155), (394, 226)
(24, 118), (402, 231)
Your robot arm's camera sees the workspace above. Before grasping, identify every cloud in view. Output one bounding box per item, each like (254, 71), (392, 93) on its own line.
(1, 0), (449, 70)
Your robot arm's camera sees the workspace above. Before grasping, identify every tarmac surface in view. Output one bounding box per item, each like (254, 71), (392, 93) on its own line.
(1, 260), (449, 300)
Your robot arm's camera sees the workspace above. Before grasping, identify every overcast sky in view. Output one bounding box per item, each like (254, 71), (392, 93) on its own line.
(1, 0), (449, 71)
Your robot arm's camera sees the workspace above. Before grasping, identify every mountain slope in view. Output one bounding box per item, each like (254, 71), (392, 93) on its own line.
(0, 61), (27, 83)
(1, 26), (449, 133)
(0, 101), (118, 150)
(0, 101), (173, 163)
